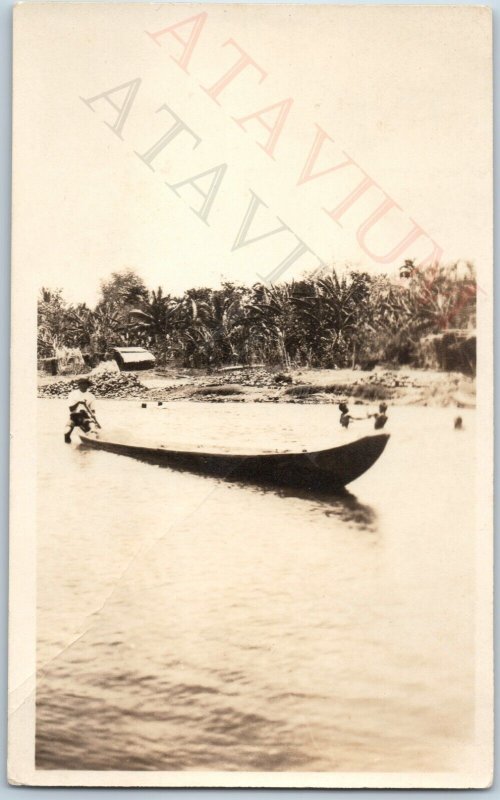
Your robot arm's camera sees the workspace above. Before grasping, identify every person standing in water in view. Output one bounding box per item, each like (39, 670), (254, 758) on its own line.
(339, 402), (351, 428)
(338, 402), (365, 429)
(64, 376), (100, 443)
(371, 402), (388, 430)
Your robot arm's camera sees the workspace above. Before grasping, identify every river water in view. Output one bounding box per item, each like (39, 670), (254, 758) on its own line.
(36, 399), (475, 773)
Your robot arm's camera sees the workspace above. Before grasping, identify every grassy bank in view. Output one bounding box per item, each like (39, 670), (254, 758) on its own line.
(38, 365), (476, 409)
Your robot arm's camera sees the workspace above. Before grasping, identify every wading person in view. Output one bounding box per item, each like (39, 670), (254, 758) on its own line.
(338, 402), (364, 429)
(372, 402), (388, 430)
(339, 402), (351, 428)
(64, 376), (100, 443)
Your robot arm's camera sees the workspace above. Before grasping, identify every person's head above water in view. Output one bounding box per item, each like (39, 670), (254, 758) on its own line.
(339, 402), (349, 414)
(379, 402), (388, 413)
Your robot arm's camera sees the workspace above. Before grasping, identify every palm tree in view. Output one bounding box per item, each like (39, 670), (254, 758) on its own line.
(245, 283), (296, 366)
(37, 288), (68, 356)
(128, 287), (180, 346)
(37, 262), (476, 370)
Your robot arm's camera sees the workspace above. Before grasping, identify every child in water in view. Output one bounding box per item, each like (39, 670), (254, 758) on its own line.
(372, 402), (388, 430)
(339, 401), (389, 430)
(338, 402), (365, 429)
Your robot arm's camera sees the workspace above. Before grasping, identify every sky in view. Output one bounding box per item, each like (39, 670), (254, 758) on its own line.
(13, 3), (492, 306)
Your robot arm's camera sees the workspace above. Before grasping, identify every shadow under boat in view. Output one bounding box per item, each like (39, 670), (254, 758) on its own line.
(78, 431), (389, 494)
(256, 481), (378, 530)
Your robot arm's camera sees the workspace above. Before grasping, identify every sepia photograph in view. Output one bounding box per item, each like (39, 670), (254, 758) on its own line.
(9, 3), (493, 788)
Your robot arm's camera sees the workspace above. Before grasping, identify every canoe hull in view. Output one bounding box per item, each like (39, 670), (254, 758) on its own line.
(79, 432), (390, 489)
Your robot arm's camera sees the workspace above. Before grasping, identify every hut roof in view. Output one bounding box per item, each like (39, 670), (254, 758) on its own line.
(113, 347), (155, 365)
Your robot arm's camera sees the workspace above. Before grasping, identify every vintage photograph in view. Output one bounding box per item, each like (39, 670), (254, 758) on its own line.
(9, 3), (492, 787)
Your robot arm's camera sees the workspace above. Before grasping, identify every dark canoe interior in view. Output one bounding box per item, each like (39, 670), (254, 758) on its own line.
(79, 433), (390, 491)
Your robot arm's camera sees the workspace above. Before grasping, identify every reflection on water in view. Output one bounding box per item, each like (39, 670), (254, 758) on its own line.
(323, 493), (377, 530)
(36, 400), (475, 773)
(258, 483), (378, 531)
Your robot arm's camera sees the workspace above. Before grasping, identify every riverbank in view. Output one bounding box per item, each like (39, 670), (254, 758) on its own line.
(38, 365), (475, 409)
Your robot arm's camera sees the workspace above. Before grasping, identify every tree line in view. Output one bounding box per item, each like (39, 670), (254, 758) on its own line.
(38, 263), (476, 370)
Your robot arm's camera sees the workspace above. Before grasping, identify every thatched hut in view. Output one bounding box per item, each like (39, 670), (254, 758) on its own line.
(112, 347), (156, 371)
(418, 330), (476, 375)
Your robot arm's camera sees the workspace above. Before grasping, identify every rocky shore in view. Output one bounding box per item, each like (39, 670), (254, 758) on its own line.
(38, 364), (476, 409)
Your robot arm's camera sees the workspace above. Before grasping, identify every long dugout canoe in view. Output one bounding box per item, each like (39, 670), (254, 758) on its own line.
(79, 431), (390, 490)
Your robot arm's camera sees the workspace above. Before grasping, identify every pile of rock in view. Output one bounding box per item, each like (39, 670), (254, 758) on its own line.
(212, 368), (285, 389)
(364, 370), (414, 389)
(38, 371), (147, 399)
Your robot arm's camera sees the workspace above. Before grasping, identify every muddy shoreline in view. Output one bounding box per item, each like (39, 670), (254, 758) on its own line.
(38, 365), (476, 409)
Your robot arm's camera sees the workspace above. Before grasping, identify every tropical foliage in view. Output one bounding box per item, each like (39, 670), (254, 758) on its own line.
(38, 263), (476, 369)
